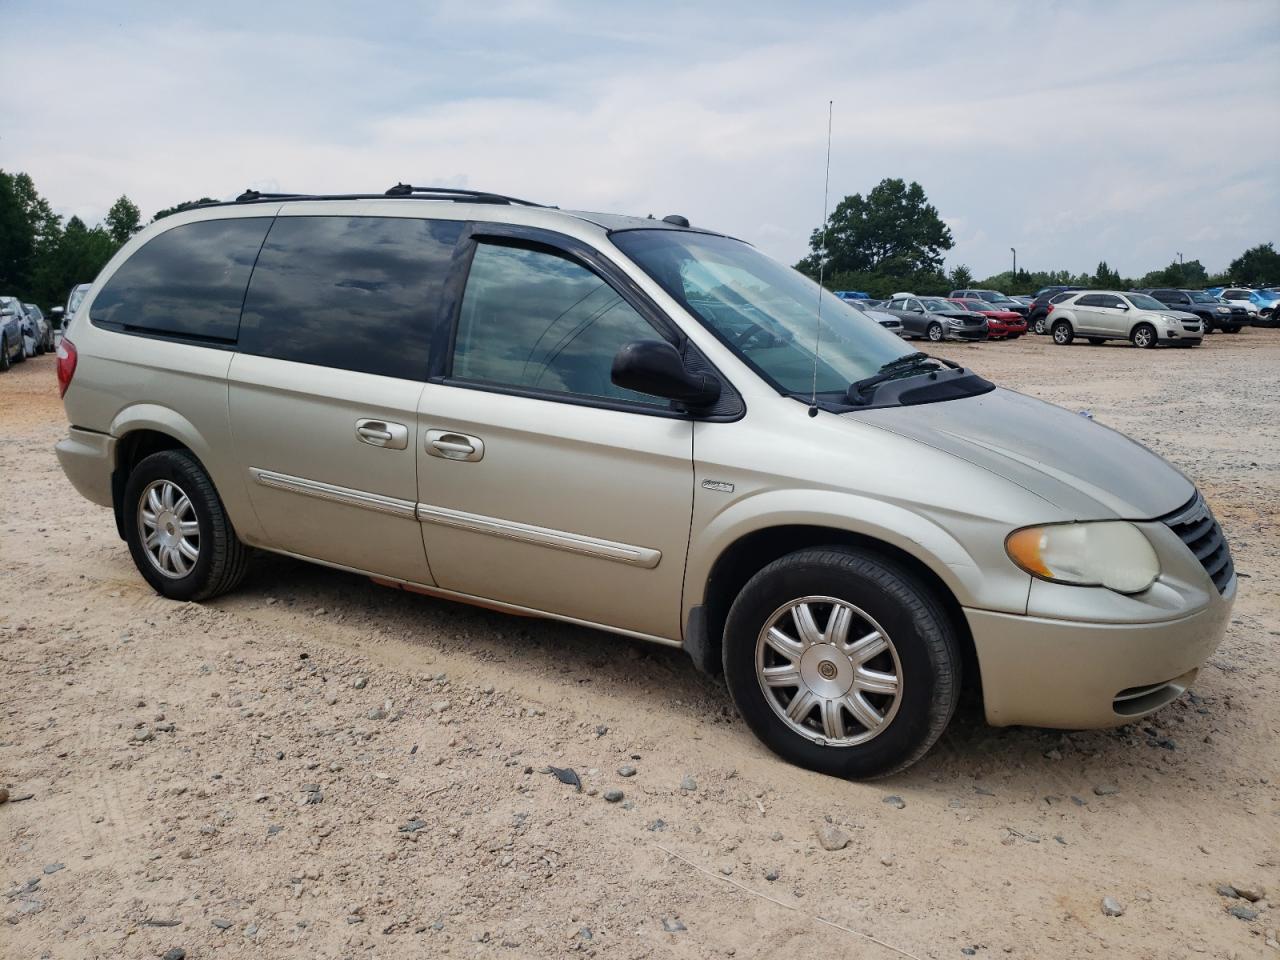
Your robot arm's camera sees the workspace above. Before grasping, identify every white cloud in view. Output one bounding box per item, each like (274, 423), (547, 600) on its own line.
(1, 0), (1276, 277)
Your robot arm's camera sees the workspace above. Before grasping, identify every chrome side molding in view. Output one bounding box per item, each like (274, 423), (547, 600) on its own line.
(250, 468), (418, 520)
(249, 468), (662, 568)
(416, 503), (662, 568)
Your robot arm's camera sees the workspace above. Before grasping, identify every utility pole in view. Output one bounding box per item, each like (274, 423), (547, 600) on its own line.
(1011, 247), (1017, 280)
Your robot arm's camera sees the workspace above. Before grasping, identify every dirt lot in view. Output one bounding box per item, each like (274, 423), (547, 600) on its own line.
(2, 332), (1277, 960)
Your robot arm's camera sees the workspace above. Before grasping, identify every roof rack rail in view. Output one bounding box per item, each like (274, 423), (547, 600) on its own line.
(383, 184), (543, 206)
(228, 186), (546, 207)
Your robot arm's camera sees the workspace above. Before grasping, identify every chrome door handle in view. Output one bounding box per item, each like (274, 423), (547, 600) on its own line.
(425, 429), (484, 462)
(356, 419), (408, 450)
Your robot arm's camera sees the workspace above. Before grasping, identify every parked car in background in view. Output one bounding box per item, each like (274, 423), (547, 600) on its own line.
(1136, 289), (1246, 334)
(23, 303), (54, 353)
(949, 298), (1026, 339)
(843, 297), (905, 337)
(1009, 295), (1034, 307)
(63, 283), (92, 331)
(948, 288), (1029, 317)
(1024, 288), (1085, 335)
(54, 188), (1235, 779)
(834, 290), (870, 301)
(0, 297), (25, 370)
(1046, 291), (1202, 348)
(1209, 287), (1276, 320)
(882, 295), (988, 341)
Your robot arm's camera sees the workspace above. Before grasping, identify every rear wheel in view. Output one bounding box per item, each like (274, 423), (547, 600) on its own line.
(1051, 320), (1074, 345)
(0, 337), (9, 372)
(1131, 323), (1157, 349)
(123, 449), (250, 602)
(1033, 316), (1047, 335)
(1226, 325), (1242, 334)
(926, 322), (944, 342)
(722, 547), (960, 779)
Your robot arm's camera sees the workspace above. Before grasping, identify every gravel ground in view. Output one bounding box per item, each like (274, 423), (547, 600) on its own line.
(1, 332), (1277, 959)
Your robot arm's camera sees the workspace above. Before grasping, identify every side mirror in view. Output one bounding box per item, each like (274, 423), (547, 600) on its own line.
(611, 340), (721, 408)
(51, 307), (64, 317)
(1117, 304), (1130, 310)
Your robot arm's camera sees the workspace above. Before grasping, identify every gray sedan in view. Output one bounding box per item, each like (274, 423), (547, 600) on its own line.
(881, 295), (988, 341)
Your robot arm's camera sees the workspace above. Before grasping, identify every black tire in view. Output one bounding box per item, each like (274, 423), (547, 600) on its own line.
(0, 337), (9, 372)
(123, 449), (250, 602)
(722, 547), (960, 779)
(1226, 325), (1242, 334)
(926, 322), (944, 342)
(1087, 337), (1104, 345)
(1131, 323), (1157, 349)
(1051, 320), (1074, 345)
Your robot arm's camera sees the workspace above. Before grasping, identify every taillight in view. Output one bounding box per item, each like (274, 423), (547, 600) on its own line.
(1046, 304), (1055, 315)
(56, 338), (77, 397)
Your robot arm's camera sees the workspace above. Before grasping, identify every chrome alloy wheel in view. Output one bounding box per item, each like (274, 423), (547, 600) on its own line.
(755, 596), (902, 747)
(138, 479), (200, 579)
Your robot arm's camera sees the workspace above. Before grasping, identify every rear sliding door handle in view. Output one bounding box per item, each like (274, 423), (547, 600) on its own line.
(425, 429), (484, 462)
(356, 418), (408, 450)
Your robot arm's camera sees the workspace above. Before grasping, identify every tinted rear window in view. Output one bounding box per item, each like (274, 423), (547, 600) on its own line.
(90, 218), (272, 341)
(238, 216), (462, 380)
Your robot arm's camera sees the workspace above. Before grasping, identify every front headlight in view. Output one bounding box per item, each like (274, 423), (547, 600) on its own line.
(1005, 522), (1159, 594)
(1216, 306), (1229, 313)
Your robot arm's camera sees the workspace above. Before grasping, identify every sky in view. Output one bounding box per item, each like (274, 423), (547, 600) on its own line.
(3, 0), (1278, 279)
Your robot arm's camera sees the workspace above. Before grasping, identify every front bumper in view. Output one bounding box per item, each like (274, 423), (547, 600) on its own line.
(55, 427), (116, 508)
(966, 574), (1234, 728)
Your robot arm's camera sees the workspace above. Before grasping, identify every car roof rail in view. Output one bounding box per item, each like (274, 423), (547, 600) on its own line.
(225, 186), (548, 207)
(382, 184), (546, 207)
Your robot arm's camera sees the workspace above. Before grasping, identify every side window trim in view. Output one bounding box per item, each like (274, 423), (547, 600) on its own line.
(431, 222), (743, 421)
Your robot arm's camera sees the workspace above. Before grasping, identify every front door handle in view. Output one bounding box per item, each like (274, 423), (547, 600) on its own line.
(356, 418), (408, 450)
(425, 429), (484, 462)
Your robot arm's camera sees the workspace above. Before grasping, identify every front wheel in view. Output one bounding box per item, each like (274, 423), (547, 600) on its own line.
(1131, 323), (1157, 349)
(1051, 320), (1074, 345)
(1033, 316), (1047, 335)
(0, 337), (9, 372)
(123, 449), (250, 601)
(926, 322), (944, 342)
(1226, 325), (1242, 334)
(722, 547), (960, 779)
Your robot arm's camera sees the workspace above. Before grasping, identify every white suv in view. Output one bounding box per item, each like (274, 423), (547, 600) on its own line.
(1047, 291), (1203, 348)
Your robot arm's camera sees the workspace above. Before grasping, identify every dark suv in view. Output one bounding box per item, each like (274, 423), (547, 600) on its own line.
(1136, 289), (1247, 334)
(1029, 289), (1085, 335)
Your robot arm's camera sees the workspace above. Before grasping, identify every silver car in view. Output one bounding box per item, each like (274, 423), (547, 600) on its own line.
(0, 296), (27, 369)
(54, 188), (1235, 778)
(1047, 291), (1203, 348)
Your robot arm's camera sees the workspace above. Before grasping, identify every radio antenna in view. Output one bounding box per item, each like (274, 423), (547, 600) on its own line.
(808, 100), (834, 418)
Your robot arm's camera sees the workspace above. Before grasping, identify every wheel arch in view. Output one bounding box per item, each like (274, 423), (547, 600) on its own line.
(685, 519), (981, 703)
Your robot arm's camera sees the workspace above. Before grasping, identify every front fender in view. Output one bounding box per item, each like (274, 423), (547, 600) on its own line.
(683, 487), (1030, 626)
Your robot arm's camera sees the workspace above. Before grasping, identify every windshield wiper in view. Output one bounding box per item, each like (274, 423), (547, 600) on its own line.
(846, 352), (958, 405)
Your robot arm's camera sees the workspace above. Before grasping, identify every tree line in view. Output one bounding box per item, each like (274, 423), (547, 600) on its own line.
(796, 177), (1280, 298)
(0, 169), (213, 309)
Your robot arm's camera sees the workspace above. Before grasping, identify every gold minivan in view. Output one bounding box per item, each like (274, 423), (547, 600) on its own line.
(55, 187), (1235, 777)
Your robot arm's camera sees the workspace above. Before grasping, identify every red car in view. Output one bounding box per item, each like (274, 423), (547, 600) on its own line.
(949, 299), (1027, 339)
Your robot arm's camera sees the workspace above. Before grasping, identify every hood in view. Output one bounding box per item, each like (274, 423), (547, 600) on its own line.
(847, 387), (1194, 520)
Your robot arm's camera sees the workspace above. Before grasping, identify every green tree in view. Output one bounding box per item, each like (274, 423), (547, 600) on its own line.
(797, 178), (954, 283)
(105, 195), (142, 244)
(1093, 261), (1123, 288)
(152, 197), (217, 222)
(948, 264), (973, 290)
(0, 171), (36, 295)
(1226, 243), (1280, 285)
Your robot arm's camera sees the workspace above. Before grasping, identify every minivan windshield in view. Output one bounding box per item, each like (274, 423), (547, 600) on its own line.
(612, 230), (913, 395)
